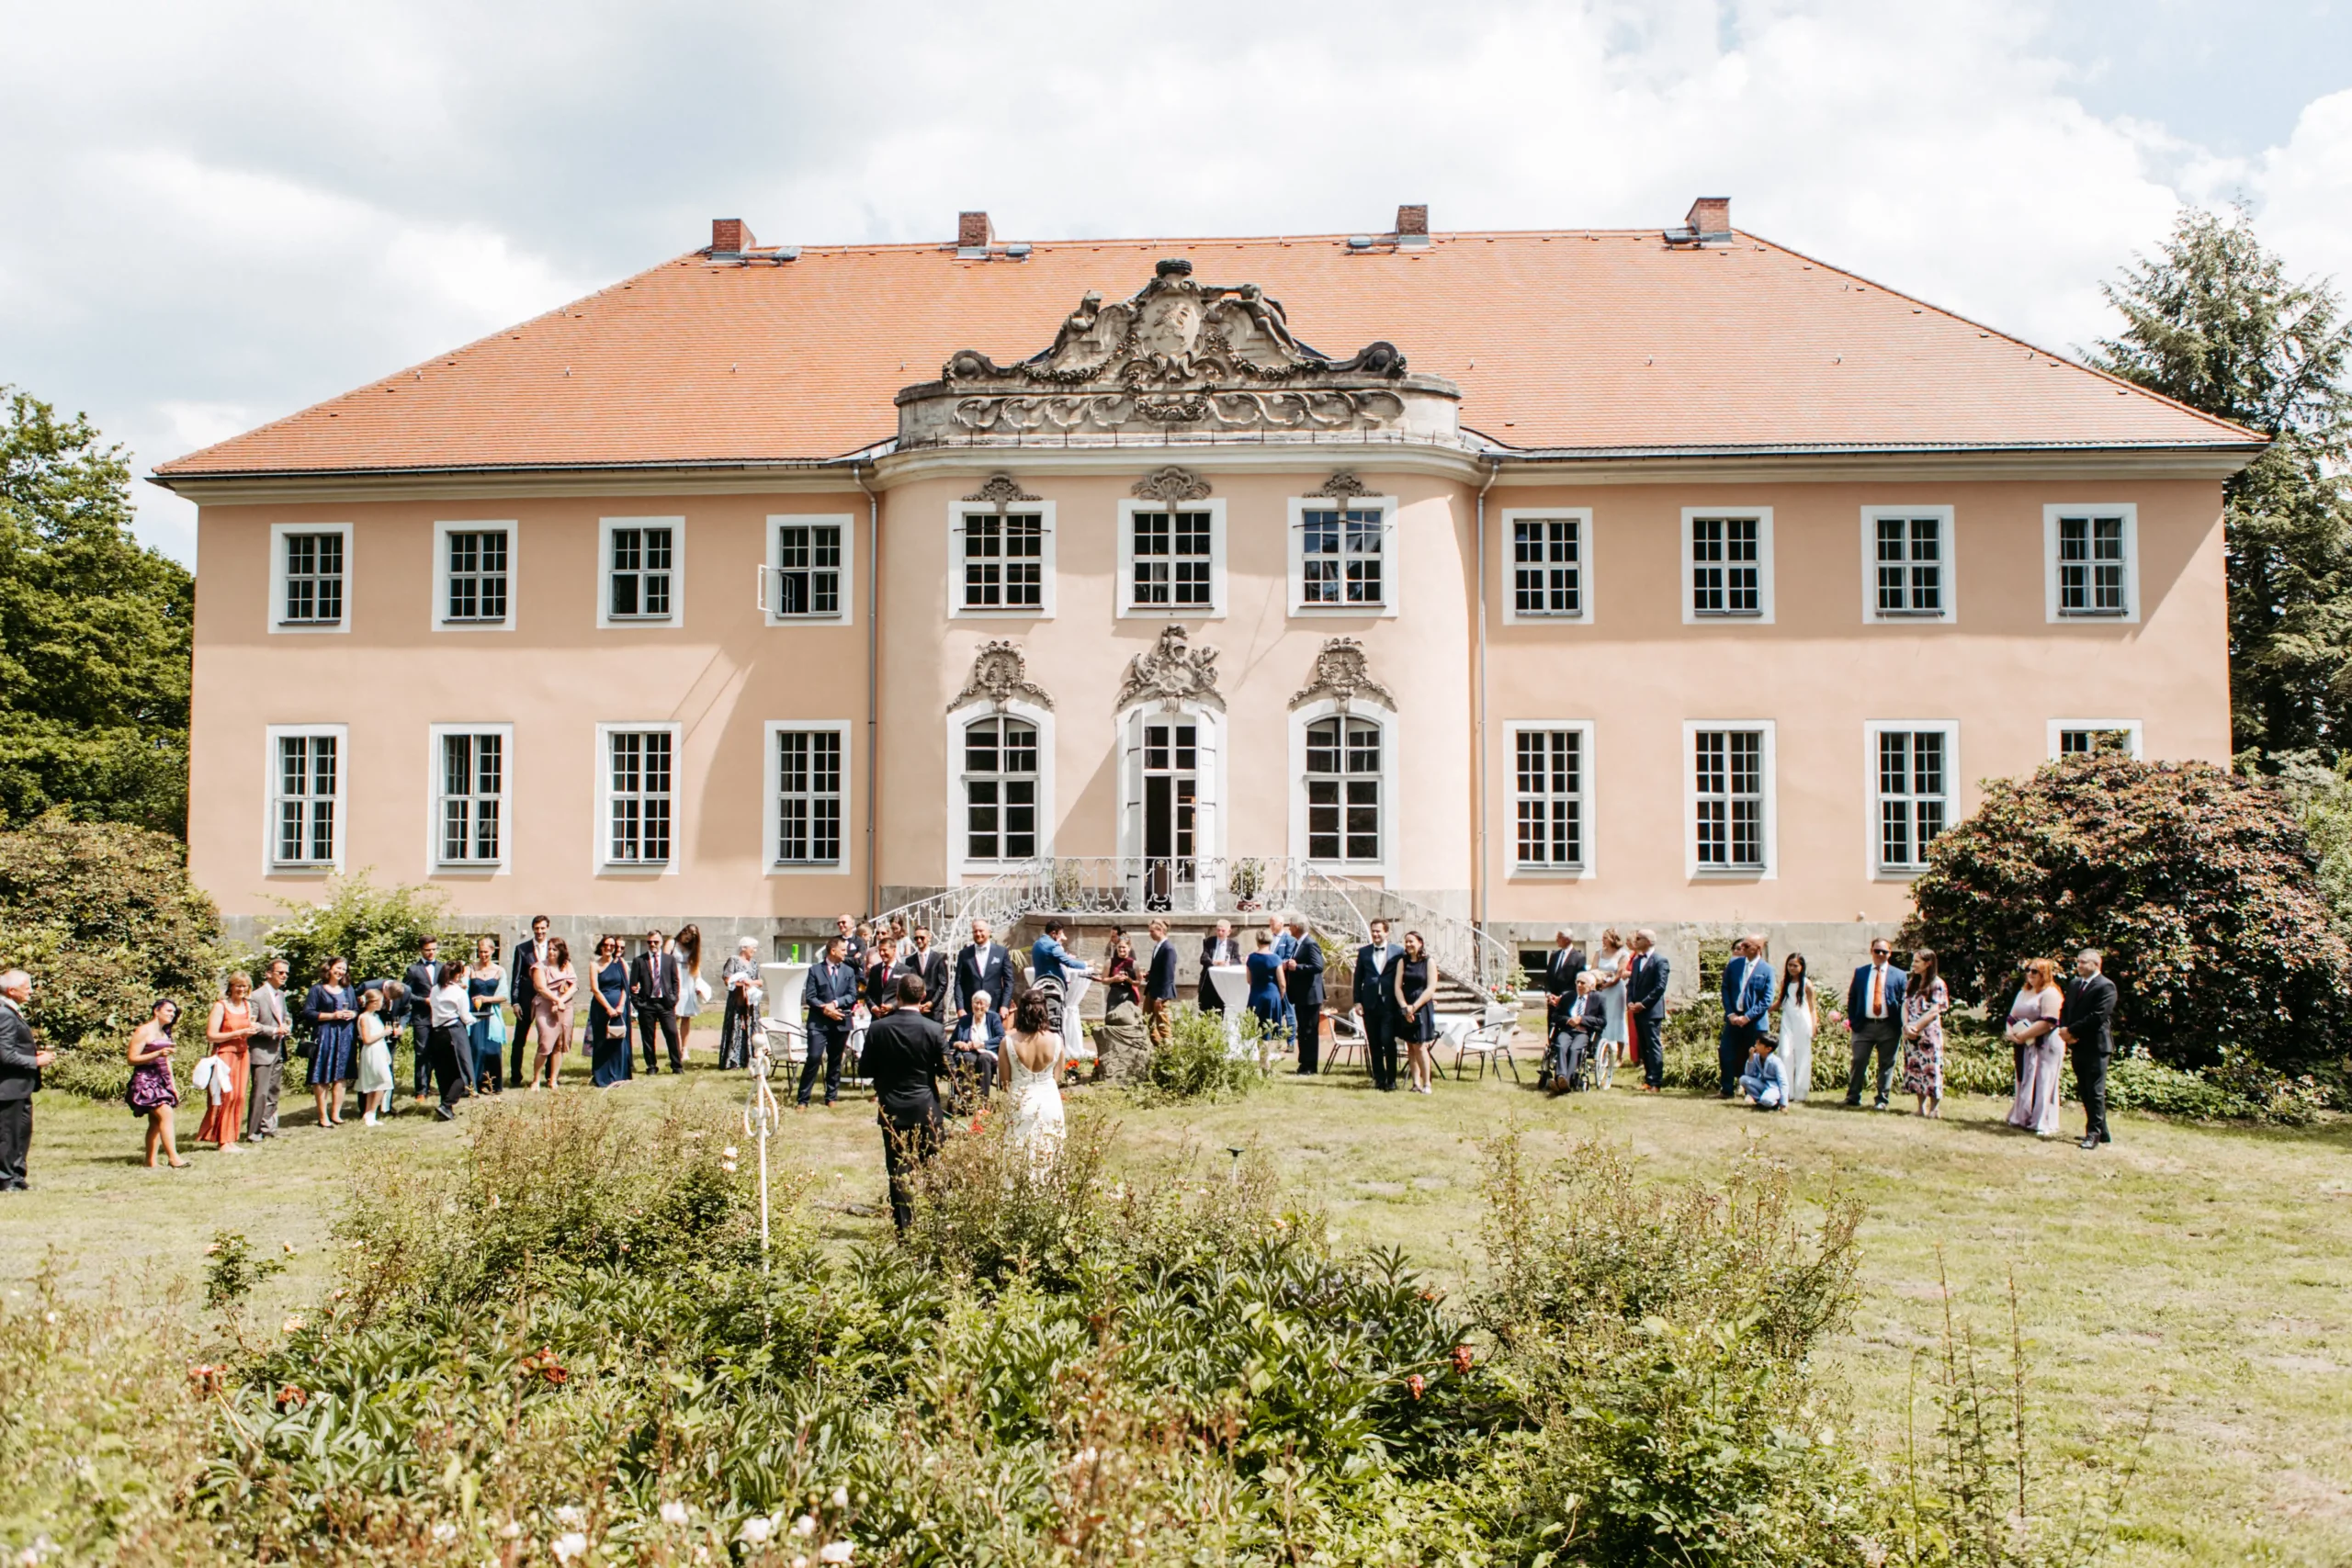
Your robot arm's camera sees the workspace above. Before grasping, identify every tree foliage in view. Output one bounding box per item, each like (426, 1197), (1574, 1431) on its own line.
(0, 388), (194, 834)
(0, 816), (222, 1093)
(2092, 208), (2352, 761)
(258, 872), (454, 992)
(1902, 753), (2349, 1073)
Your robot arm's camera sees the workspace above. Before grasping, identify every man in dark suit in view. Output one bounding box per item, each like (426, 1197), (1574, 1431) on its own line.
(909, 925), (952, 1024)
(1623, 929), (1670, 1091)
(1143, 917), (1180, 1049)
(799, 934), (858, 1107)
(403, 937), (441, 1102)
(629, 928), (684, 1074)
(1351, 919), (1402, 1090)
(834, 912), (866, 967)
(1718, 933), (1774, 1098)
(0, 968), (54, 1190)
(1540, 931), (1584, 1072)
(863, 973), (950, 1232)
(1843, 938), (1906, 1110)
(953, 918), (1015, 1018)
(1282, 913), (1326, 1075)
(2057, 948), (2119, 1150)
(509, 915), (552, 1088)
(1197, 919), (1239, 1011)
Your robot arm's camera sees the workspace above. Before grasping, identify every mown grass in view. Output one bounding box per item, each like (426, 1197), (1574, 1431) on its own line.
(5, 1057), (2347, 1566)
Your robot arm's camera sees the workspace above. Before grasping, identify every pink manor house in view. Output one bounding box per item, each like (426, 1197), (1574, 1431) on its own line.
(154, 199), (2256, 993)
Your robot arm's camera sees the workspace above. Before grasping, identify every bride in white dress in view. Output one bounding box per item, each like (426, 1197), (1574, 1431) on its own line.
(996, 988), (1067, 1163)
(1771, 953), (1815, 1104)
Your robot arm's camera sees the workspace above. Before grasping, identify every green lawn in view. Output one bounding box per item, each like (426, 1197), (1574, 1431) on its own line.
(6, 1061), (2349, 1567)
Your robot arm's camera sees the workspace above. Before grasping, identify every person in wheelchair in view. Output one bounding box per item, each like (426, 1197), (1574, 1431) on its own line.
(1546, 971), (1606, 1094)
(947, 988), (1005, 1112)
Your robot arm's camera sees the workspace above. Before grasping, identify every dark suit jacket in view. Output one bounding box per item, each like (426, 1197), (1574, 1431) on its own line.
(1353, 942), (1400, 1013)
(1197, 935), (1239, 1004)
(1559, 992), (1603, 1037)
(1624, 952), (1669, 1030)
(862, 1010), (947, 1122)
(1543, 946), (1585, 1026)
(628, 952), (681, 1011)
(1145, 938), (1180, 1002)
(2059, 973), (2118, 1056)
(953, 942), (1014, 1015)
(910, 947), (952, 1021)
(1284, 932), (1326, 1009)
(402, 961), (440, 1031)
(0, 999), (40, 1100)
(1846, 964), (1908, 1030)
(803, 958), (858, 1026)
(511, 939), (546, 1014)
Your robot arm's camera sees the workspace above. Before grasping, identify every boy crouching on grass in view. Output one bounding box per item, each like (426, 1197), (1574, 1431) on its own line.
(1738, 1035), (1788, 1111)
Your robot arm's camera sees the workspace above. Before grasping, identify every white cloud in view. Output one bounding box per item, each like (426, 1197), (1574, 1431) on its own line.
(1, 0), (2345, 565)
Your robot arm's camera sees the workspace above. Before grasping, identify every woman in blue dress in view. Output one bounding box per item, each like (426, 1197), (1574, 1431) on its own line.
(303, 956), (358, 1127)
(465, 937), (507, 1094)
(589, 936), (633, 1087)
(1245, 930), (1285, 1043)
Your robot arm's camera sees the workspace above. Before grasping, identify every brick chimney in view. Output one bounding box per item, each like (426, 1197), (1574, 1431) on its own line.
(1685, 197), (1731, 240)
(711, 218), (755, 254)
(956, 210), (994, 255)
(1396, 204), (1430, 247)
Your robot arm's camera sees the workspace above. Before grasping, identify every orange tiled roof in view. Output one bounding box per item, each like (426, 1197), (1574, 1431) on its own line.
(153, 229), (2256, 479)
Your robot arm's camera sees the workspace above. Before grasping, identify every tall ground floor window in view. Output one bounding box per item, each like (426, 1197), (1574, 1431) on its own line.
(1692, 728), (1767, 870)
(271, 728), (342, 866)
(1305, 715), (1383, 864)
(438, 731), (504, 864)
(1512, 727), (1588, 870)
(964, 716), (1038, 862)
(1871, 726), (1952, 873)
(606, 729), (673, 864)
(774, 728), (843, 864)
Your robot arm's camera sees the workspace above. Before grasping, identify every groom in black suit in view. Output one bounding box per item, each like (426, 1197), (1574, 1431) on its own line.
(2058, 948), (2119, 1150)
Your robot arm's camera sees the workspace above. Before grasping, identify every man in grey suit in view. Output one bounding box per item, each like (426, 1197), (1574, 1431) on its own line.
(246, 957), (293, 1140)
(0, 968), (56, 1190)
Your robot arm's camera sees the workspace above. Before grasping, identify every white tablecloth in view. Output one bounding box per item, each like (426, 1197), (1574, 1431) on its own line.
(1058, 972), (1096, 1060)
(1208, 964), (1252, 1055)
(758, 963), (808, 1029)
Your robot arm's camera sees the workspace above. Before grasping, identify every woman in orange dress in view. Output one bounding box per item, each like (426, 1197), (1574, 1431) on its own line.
(198, 972), (256, 1153)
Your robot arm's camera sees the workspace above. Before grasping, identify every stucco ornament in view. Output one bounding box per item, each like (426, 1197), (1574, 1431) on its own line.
(1115, 625), (1224, 713)
(1306, 471), (1374, 499)
(898, 258), (1460, 446)
(1129, 467), (1212, 505)
(951, 640), (1054, 713)
(1289, 637), (1396, 712)
(962, 472), (1041, 506)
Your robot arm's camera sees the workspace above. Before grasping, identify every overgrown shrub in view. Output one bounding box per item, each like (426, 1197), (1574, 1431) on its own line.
(259, 873), (453, 995)
(0, 815), (221, 1097)
(1136, 1001), (1265, 1104)
(1904, 753), (2352, 1073)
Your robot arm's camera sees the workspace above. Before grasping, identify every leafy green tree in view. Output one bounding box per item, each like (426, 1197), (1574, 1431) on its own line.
(2093, 208), (2352, 761)
(259, 872), (454, 994)
(0, 388), (193, 834)
(1902, 753), (2349, 1074)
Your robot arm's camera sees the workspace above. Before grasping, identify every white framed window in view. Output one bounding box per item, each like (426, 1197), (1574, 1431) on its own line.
(1684, 721), (1775, 877)
(1500, 509), (1592, 625)
(595, 724), (679, 871)
(1289, 700), (1397, 880)
(429, 725), (511, 871)
(947, 705), (1055, 873)
(265, 725), (346, 872)
(763, 721), (850, 870)
(432, 521), (516, 631)
(1508, 722), (1595, 875)
(2044, 504), (2138, 623)
(1286, 496), (1396, 617)
(598, 517), (684, 628)
(267, 524), (352, 634)
(951, 501), (1056, 617)
(1116, 498), (1227, 618)
(1866, 721), (1957, 876)
(1681, 508), (1773, 623)
(1860, 506), (1954, 623)
(763, 514), (853, 625)
(2047, 718), (2143, 760)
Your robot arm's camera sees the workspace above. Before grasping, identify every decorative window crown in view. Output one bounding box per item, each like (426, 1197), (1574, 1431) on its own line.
(950, 639), (1054, 712)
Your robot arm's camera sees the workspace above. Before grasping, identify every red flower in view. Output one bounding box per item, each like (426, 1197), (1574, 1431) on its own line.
(273, 1384), (308, 1410)
(1451, 1345), (1475, 1375)
(1406, 1374), (1425, 1400)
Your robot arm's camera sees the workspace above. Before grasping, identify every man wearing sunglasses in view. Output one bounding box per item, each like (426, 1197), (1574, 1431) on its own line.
(1844, 939), (1905, 1110)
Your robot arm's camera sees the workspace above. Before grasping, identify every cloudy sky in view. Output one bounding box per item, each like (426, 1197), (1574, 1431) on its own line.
(3, 0), (2348, 566)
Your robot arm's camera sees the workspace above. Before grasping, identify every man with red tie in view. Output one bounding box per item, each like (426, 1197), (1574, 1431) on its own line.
(1843, 938), (1906, 1111)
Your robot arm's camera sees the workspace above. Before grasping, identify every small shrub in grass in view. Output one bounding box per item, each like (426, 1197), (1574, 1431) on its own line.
(1136, 1000), (1264, 1104)
(259, 871), (452, 996)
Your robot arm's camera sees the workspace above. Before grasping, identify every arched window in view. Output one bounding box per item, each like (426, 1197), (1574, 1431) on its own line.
(1304, 714), (1383, 864)
(963, 715), (1038, 863)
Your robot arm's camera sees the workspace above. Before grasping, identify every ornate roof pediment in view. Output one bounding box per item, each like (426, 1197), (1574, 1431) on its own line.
(1115, 625), (1224, 713)
(898, 257), (1459, 446)
(950, 640), (1053, 713)
(1290, 637), (1396, 712)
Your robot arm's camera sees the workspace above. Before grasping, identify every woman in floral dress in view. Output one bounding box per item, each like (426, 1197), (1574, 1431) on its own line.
(1901, 948), (1951, 1118)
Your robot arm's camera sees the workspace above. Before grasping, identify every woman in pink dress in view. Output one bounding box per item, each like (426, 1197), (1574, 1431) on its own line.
(530, 937), (576, 1089)
(2004, 958), (2066, 1137)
